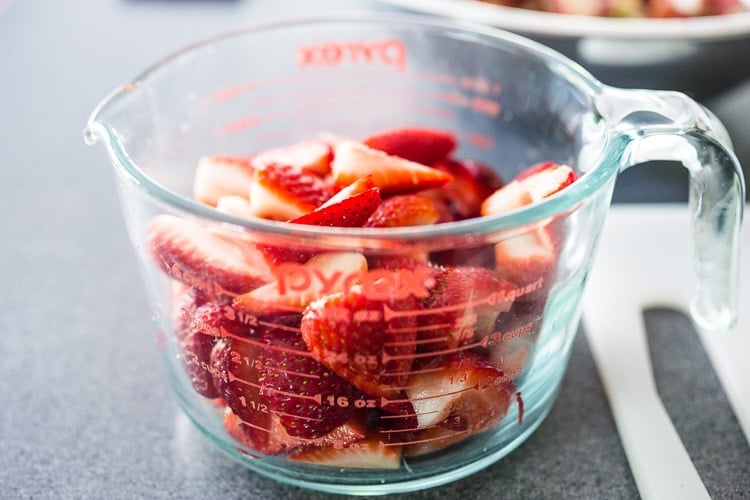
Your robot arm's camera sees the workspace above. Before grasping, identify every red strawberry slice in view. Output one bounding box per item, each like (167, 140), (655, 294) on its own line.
(300, 289), (418, 398)
(248, 163), (331, 220)
(174, 295), (258, 399)
(290, 187), (381, 227)
(212, 336), (273, 452)
(224, 408), (368, 456)
(364, 194), (440, 228)
(252, 139), (333, 177)
(431, 158), (505, 220)
(494, 226), (556, 291)
(363, 127), (456, 166)
(405, 352), (514, 430)
(257, 328), (360, 439)
(192, 155), (254, 207)
(481, 162), (576, 216)
(517, 161), (576, 202)
(234, 251), (368, 315)
(287, 433), (402, 469)
(147, 215), (273, 296)
(417, 267), (516, 351)
(402, 424), (470, 458)
(331, 141), (453, 195)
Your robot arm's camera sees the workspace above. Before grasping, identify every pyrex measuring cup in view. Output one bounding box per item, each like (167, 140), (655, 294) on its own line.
(84, 15), (744, 495)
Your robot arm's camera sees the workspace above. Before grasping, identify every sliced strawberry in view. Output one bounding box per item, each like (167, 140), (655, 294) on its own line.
(192, 155), (254, 207)
(234, 252), (367, 315)
(252, 139), (333, 177)
(248, 163), (331, 220)
(431, 158), (505, 220)
(175, 296), (258, 399)
(300, 289), (418, 398)
(376, 399), (420, 445)
(481, 162), (576, 216)
(430, 243), (496, 270)
(403, 425), (469, 457)
(319, 175), (375, 206)
(147, 215), (272, 296)
(364, 194), (440, 228)
(331, 141), (453, 195)
(518, 162), (576, 202)
(291, 187), (381, 227)
(480, 179), (530, 216)
(213, 337), (274, 452)
(215, 195), (254, 219)
(362, 127), (456, 166)
(223, 408), (368, 456)
(417, 267), (516, 351)
(287, 434), (401, 469)
(494, 226), (556, 291)
(257, 328), (360, 439)
(405, 352), (514, 430)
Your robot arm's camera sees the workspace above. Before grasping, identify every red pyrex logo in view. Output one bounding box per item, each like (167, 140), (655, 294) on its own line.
(298, 39), (406, 71)
(276, 263), (434, 300)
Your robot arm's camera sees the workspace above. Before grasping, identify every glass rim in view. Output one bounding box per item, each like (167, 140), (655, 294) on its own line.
(85, 13), (619, 241)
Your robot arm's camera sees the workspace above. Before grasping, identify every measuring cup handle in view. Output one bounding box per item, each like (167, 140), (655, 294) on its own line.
(598, 86), (746, 332)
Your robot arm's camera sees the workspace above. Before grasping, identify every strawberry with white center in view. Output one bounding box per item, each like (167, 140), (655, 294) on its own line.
(248, 162), (331, 220)
(417, 267), (517, 351)
(300, 289), (418, 398)
(147, 214), (273, 296)
(288, 434), (402, 469)
(481, 161), (576, 216)
(362, 127), (457, 166)
(233, 252), (368, 314)
(364, 194), (440, 228)
(331, 141), (454, 195)
(493, 226), (556, 289)
(192, 155), (254, 207)
(252, 139), (333, 177)
(405, 352), (514, 431)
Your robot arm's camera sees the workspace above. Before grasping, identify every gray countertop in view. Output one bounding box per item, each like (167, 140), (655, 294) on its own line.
(1, 1), (748, 498)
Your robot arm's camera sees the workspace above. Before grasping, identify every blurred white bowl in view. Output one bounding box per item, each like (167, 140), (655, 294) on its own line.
(381, 0), (750, 98)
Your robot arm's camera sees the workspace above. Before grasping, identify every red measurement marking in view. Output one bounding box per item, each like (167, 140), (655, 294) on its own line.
(381, 336), (489, 363)
(227, 372), (262, 390)
(273, 410), (322, 423)
(218, 327), (313, 358)
(382, 292), (506, 322)
(384, 322), (453, 335)
(382, 429), (470, 447)
(235, 417), (271, 434)
(384, 335), (449, 348)
(265, 386), (322, 404)
(224, 116), (262, 134)
(379, 409), (441, 420)
(386, 366), (445, 378)
(379, 424), (435, 434)
(381, 386), (475, 407)
(467, 132), (495, 150)
(262, 363), (319, 380)
(257, 320), (302, 333)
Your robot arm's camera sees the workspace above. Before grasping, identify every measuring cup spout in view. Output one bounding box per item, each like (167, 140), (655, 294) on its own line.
(598, 86), (745, 331)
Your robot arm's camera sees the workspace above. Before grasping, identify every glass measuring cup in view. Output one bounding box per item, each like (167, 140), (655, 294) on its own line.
(84, 15), (744, 495)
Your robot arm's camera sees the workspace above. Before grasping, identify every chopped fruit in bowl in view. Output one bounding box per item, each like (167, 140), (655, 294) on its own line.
(144, 126), (579, 470)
